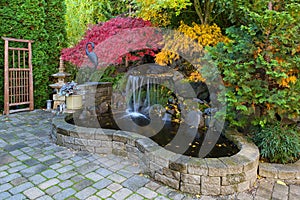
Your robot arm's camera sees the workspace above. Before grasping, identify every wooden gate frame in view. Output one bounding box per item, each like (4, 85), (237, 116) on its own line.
(2, 37), (34, 115)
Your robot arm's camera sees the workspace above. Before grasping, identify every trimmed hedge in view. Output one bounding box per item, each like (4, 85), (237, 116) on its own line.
(0, 0), (67, 111)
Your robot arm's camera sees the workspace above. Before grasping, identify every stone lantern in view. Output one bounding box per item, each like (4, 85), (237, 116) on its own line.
(49, 57), (70, 109)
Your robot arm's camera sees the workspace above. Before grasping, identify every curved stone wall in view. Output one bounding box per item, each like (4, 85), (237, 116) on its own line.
(259, 161), (300, 184)
(51, 115), (259, 195)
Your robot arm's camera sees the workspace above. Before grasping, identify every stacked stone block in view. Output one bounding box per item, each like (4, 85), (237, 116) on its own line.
(77, 82), (112, 116)
(259, 161), (300, 184)
(52, 117), (260, 195)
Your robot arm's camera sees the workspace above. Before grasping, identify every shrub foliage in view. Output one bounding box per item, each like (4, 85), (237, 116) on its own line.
(208, 2), (300, 128)
(155, 21), (228, 83)
(61, 17), (160, 68)
(0, 0), (67, 110)
(65, 0), (130, 46)
(253, 123), (300, 164)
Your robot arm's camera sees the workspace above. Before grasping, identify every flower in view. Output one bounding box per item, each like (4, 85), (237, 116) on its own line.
(59, 81), (78, 96)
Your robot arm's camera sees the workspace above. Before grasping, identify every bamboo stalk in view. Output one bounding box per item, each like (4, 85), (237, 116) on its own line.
(18, 50), (20, 68)
(13, 50), (15, 68)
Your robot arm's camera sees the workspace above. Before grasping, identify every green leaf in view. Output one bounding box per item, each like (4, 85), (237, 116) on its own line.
(236, 105), (248, 111)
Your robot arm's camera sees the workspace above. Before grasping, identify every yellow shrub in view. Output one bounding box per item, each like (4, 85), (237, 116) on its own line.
(135, 0), (191, 27)
(155, 22), (229, 81)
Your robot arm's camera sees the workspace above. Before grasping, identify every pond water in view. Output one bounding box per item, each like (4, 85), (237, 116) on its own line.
(67, 115), (239, 158)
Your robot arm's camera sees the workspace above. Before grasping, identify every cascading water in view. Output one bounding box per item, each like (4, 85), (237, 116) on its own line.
(121, 64), (176, 124)
(125, 75), (174, 120)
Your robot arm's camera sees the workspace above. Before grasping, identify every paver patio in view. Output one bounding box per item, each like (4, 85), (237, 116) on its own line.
(0, 110), (299, 200)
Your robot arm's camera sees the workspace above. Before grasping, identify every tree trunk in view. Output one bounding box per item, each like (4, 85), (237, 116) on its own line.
(194, 0), (215, 25)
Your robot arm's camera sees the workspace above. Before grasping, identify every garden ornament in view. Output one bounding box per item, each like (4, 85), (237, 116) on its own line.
(85, 42), (98, 68)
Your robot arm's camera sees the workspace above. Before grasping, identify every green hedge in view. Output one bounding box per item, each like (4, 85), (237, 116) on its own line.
(65, 0), (130, 46)
(0, 0), (67, 111)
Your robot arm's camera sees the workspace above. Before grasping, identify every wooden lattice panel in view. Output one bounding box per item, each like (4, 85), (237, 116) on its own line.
(2, 37), (34, 114)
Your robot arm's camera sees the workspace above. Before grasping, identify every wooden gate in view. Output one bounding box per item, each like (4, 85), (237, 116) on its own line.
(2, 37), (34, 115)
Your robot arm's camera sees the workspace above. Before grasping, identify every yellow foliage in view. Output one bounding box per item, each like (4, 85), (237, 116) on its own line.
(177, 22), (229, 46)
(280, 75), (297, 87)
(155, 22), (229, 65)
(155, 22), (229, 81)
(266, 103), (272, 110)
(155, 49), (179, 66)
(254, 47), (262, 59)
(138, 10), (171, 27)
(275, 57), (284, 64)
(135, 0), (191, 27)
(279, 70), (299, 88)
(188, 71), (205, 82)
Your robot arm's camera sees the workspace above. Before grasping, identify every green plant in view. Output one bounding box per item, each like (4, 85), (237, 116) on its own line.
(0, 0), (67, 111)
(134, 0), (232, 27)
(65, 0), (131, 46)
(252, 122), (300, 164)
(98, 66), (125, 89)
(134, 0), (192, 27)
(74, 65), (126, 89)
(207, 2), (300, 128)
(75, 67), (100, 84)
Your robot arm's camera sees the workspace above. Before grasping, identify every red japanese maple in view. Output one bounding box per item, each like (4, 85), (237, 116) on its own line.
(61, 17), (162, 67)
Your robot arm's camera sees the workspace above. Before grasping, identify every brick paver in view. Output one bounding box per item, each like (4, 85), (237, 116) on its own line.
(0, 110), (298, 200)
(23, 187), (45, 199)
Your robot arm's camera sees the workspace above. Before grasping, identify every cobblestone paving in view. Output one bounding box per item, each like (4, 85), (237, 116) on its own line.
(0, 110), (299, 200)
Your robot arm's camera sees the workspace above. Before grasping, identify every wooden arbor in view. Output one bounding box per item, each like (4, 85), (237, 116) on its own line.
(2, 37), (34, 115)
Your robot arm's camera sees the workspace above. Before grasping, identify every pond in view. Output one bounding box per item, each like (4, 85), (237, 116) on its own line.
(52, 115), (259, 196)
(66, 115), (239, 158)
(53, 64), (259, 195)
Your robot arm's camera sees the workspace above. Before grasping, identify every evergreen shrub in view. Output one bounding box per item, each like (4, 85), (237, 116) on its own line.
(0, 0), (67, 111)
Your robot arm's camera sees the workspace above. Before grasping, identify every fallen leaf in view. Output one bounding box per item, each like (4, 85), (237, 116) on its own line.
(277, 180), (286, 186)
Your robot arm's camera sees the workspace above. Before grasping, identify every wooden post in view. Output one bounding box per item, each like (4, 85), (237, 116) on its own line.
(4, 39), (9, 115)
(28, 41), (34, 111)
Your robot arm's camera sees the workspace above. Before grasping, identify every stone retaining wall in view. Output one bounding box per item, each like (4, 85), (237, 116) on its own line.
(259, 161), (300, 184)
(77, 82), (112, 115)
(52, 116), (259, 195)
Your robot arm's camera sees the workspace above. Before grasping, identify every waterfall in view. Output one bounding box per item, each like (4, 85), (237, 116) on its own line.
(125, 72), (175, 121)
(126, 75), (159, 116)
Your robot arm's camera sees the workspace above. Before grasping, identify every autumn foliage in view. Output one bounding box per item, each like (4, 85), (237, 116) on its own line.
(155, 22), (228, 82)
(156, 22), (228, 65)
(61, 17), (161, 67)
(134, 0), (191, 27)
